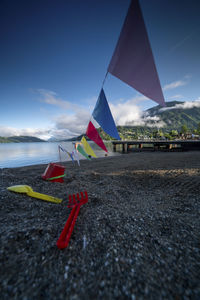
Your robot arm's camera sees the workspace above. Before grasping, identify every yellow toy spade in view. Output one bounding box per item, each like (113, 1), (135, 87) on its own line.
(7, 185), (62, 204)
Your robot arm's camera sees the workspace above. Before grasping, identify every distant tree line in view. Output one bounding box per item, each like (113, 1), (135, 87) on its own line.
(98, 123), (200, 141)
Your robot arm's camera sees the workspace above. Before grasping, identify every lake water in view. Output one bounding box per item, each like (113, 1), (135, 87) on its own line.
(0, 141), (118, 168)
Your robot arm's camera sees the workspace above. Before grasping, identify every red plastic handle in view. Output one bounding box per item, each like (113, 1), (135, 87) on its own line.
(57, 191), (88, 249)
(57, 204), (81, 249)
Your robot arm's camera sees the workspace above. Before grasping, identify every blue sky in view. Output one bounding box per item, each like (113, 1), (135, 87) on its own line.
(1, 0), (200, 140)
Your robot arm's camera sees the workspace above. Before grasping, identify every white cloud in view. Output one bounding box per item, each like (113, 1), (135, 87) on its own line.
(35, 89), (96, 114)
(163, 80), (188, 91)
(160, 99), (200, 112)
(36, 89), (80, 111)
(0, 126), (52, 140)
(184, 74), (192, 80)
(110, 100), (142, 125)
(7, 92), (200, 141)
(0, 126), (19, 137)
(36, 89), (163, 130)
(141, 114), (166, 128)
(169, 34), (193, 53)
(110, 98), (165, 128)
(50, 96), (166, 139)
(27, 89), (93, 139)
(54, 109), (91, 136)
(0, 93), (168, 140)
(168, 94), (183, 100)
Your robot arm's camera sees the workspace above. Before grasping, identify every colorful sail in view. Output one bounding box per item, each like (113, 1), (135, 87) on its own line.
(81, 136), (97, 158)
(59, 145), (74, 163)
(72, 143), (80, 166)
(76, 144), (91, 160)
(92, 89), (120, 140)
(86, 121), (108, 152)
(108, 0), (165, 107)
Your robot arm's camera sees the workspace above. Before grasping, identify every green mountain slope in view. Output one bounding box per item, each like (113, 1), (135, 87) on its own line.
(0, 136), (45, 143)
(146, 101), (200, 130)
(64, 101), (200, 141)
(99, 101), (200, 140)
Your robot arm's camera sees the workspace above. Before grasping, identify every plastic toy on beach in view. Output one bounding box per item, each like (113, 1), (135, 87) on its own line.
(57, 191), (88, 249)
(7, 185), (62, 204)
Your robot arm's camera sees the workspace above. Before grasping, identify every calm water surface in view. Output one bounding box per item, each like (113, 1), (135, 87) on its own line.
(0, 141), (118, 168)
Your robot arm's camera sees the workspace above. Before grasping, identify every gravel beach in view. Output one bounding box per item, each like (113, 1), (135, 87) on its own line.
(0, 151), (200, 299)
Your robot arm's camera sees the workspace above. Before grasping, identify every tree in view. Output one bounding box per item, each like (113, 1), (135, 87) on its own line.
(153, 130), (159, 138)
(164, 133), (173, 140)
(181, 124), (188, 134)
(180, 124), (188, 139)
(170, 130), (178, 138)
(193, 129), (198, 135)
(158, 129), (164, 137)
(197, 122), (200, 134)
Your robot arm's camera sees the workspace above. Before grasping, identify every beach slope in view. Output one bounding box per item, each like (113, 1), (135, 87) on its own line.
(0, 152), (200, 299)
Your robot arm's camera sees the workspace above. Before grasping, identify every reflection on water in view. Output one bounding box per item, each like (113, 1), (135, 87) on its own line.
(0, 141), (117, 168)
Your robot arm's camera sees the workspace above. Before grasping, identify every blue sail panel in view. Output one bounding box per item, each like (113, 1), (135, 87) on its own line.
(92, 89), (120, 140)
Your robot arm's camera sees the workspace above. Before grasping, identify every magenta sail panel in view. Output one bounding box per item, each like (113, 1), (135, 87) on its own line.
(86, 121), (108, 152)
(108, 0), (165, 107)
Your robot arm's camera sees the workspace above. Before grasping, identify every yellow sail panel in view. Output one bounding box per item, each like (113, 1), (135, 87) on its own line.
(81, 136), (97, 158)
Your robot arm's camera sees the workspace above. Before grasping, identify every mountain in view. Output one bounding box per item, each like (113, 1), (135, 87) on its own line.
(0, 136), (45, 143)
(98, 101), (200, 140)
(61, 134), (85, 142)
(47, 137), (60, 142)
(145, 101), (200, 130)
(62, 100), (200, 141)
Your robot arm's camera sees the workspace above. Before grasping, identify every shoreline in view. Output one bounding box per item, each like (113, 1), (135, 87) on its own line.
(1, 151), (200, 299)
(1, 148), (199, 169)
(0, 140), (118, 169)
